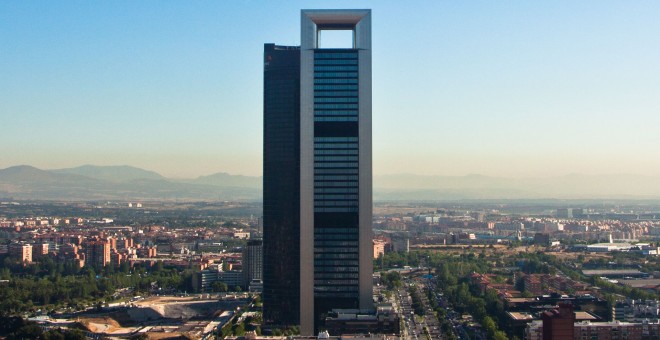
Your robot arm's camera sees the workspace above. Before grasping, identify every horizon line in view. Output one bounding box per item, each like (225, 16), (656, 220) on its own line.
(1, 163), (659, 180)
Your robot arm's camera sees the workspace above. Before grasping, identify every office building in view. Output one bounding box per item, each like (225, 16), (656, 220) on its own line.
(557, 208), (573, 219)
(263, 9), (373, 335)
(263, 41), (302, 327)
(193, 268), (244, 293)
(324, 305), (400, 336)
(243, 239), (263, 286)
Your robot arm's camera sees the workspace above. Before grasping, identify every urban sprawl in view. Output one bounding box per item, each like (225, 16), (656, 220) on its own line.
(3, 201), (660, 339)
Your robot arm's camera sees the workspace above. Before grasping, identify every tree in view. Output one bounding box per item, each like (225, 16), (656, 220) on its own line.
(221, 324), (232, 337)
(492, 330), (509, 340)
(7, 322), (43, 340)
(43, 328), (87, 340)
(482, 316), (498, 338)
(153, 261), (164, 273)
(232, 323), (245, 336)
(211, 281), (228, 293)
(381, 271), (402, 289)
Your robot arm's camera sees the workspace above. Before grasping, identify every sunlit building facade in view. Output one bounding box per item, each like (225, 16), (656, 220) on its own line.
(263, 9), (373, 335)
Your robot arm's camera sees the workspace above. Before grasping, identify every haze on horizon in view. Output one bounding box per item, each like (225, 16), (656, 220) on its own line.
(1, 1), (659, 179)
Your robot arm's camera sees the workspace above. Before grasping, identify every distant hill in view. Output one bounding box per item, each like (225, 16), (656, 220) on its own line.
(0, 165), (104, 186)
(0, 165), (114, 199)
(2, 164), (660, 201)
(187, 172), (261, 189)
(373, 173), (660, 200)
(0, 165), (259, 201)
(0, 165), (66, 182)
(51, 165), (164, 182)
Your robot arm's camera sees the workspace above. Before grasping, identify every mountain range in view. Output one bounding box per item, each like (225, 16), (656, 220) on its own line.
(0, 165), (260, 201)
(1, 165), (660, 201)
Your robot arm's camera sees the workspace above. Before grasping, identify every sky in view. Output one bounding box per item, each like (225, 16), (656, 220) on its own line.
(1, 1), (659, 178)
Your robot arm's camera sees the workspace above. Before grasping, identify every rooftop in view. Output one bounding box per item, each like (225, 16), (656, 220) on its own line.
(508, 312), (534, 321)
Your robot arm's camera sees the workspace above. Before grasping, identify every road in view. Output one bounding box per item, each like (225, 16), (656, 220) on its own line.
(409, 281), (442, 339)
(395, 286), (419, 339)
(424, 278), (487, 340)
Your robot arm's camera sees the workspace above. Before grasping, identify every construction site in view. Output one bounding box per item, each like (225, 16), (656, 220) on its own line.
(40, 295), (250, 339)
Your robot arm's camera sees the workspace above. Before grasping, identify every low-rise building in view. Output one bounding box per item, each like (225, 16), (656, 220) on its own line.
(324, 305), (400, 336)
(192, 268), (244, 292)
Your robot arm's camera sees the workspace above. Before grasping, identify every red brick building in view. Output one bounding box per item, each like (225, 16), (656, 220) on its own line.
(84, 239), (111, 267)
(542, 302), (575, 340)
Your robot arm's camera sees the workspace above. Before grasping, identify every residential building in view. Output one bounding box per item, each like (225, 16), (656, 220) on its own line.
(84, 239), (111, 268)
(9, 243), (32, 263)
(527, 319), (660, 340)
(541, 302), (575, 340)
(33, 242), (49, 257)
(373, 240), (386, 259)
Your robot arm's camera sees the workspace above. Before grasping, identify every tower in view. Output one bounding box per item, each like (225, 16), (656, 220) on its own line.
(84, 239), (110, 268)
(243, 239), (263, 288)
(263, 43), (301, 327)
(263, 9), (372, 335)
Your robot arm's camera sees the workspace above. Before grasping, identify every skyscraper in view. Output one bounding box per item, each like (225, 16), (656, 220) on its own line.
(263, 9), (372, 335)
(263, 42), (301, 327)
(243, 239), (263, 288)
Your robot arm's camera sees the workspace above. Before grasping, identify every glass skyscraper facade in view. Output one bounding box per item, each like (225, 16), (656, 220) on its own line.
(263, 10), (372, 335)
(312, 49), (361, 320)
(262, 43), (301, 326)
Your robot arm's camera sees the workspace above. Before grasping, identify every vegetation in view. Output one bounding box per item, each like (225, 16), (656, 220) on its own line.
(212, 281), (228, 292)
(517, 251), (659, 300)
(0, 255), (194, 315)
(374, 247), (660, 339)
(434, 256), (509, 339)
(217, 295), (264, 339)
(408, 286), (425, 316)
(268, 326), (300, 336)
(374, 251), (422, 270)
(380, 271), (402, 290)
(0, 316), (86, 340)
(375, 250), (511, 338)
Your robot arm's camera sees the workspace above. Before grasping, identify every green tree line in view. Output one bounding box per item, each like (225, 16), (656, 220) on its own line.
(0, 255), (194, 315)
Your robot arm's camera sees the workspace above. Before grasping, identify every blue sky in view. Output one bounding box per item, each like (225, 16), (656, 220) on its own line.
(1, 1), (659, 178)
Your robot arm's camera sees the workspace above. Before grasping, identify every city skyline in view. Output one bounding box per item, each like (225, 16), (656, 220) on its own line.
(2, 1), (660, 178)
